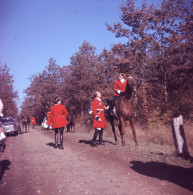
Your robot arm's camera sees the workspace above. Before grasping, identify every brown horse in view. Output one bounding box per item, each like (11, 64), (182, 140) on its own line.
(21, 114), (30, 133)
(107, 77), (139, 146)
(66, 112), (75, 133)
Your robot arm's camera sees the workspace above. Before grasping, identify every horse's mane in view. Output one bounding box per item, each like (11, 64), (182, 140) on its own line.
(120, 79), (134, 100)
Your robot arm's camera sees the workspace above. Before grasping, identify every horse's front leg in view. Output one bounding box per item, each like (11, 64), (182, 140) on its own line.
(119, 117), (126, 146)
(110, 116), (118, 145)
(73, 124), (75, 133)
(130, 117), (139, 146)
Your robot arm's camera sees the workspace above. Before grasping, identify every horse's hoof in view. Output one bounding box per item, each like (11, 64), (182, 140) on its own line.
(115, 141), (119, 145)
(135, 142), (139, 146)
(122, 143), (126, 146)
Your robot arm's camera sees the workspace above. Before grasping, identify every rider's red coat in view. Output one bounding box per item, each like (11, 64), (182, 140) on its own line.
(113, 80), (127, 96)
(50, 104), (68, 128)
(92, 98), (107, 128)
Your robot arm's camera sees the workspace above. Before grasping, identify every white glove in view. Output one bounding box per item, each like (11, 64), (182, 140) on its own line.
(117, 90), (121, 94)
(105, 106), (109, 110)
(0, 113), (3, 117)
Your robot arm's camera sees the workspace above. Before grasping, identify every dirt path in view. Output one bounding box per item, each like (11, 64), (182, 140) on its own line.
(0, 127), (192, 195)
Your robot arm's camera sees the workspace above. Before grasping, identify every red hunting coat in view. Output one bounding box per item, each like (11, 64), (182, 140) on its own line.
(30, 117), (36, 125)
(92, 98), (107, 129)
(50, 104), (68, 128)
(46, 111), (52, 125)
(113, 79), (127, 96)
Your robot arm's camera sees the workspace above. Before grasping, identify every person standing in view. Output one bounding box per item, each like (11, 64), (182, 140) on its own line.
(24, 114), (30, 133)
(46, 111), (51, 133)
(16, 113), (22, 134)
(50, 97), (68, 149)
(91, 92), (107, 146)
(30, 116), (36, 129)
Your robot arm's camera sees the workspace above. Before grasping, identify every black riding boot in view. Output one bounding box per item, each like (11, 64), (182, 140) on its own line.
(60, 134), (64, 149)
(54, 132), (58, 148)
(99, 129), (105, 145)
(59, 127), (64, 149)
(92, 129), (99, 146)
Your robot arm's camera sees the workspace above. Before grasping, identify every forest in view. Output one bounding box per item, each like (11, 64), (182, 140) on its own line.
(0, 0), (192, 128)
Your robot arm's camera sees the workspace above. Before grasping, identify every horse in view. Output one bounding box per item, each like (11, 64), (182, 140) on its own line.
(21, 114), (30, 133)
(107, 77), (139, 146)
(66, 112), (75, 133)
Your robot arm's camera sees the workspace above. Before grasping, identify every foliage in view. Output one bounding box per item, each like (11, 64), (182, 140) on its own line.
(0, 63), (18, 116)
(106, 0), (193, 126)
(62, 41), (108, 118)
(21, 58), (63, 123)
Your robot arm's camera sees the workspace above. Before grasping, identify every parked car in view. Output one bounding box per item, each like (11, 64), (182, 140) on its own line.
(41, 117), (52, 130)
(0, 124), (6, 152)
(1, 116), (18, 136)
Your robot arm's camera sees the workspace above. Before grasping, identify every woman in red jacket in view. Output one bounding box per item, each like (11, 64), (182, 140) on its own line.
(50, 97), (68, 149)
(92, 92), (107, 146)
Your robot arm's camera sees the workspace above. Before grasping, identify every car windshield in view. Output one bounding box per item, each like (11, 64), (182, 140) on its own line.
(2, 118), (14, 123)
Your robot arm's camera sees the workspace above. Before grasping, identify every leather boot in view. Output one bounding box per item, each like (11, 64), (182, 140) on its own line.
(54, 133), (58, 148)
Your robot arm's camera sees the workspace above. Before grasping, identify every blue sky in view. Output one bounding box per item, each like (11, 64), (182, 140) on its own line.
(0, 0), (159, 107)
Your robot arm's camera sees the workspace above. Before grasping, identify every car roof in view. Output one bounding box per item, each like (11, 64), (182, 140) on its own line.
(2, 116), (14, 120)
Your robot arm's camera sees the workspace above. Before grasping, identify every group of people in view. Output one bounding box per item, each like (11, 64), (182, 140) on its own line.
(16, 114), (36, 133)
(48, 73), (129, 149)
(0, 73), (131, 151)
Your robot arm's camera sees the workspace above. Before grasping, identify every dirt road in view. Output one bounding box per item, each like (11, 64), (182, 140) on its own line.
(0, 127), (192, 195)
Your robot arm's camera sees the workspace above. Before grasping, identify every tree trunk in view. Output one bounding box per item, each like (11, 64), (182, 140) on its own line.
(81, 102), (84, 121)
(171, 115), (190, 158)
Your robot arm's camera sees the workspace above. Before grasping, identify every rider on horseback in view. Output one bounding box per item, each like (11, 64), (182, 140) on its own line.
(111, 73), (127, 116)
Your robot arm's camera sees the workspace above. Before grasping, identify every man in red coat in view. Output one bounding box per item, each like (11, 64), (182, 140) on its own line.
(111, 73), (127, 116)
(50, 97), (68, 149)
(46, 111), (51, 133)
(30, 116), (36, 129)
(92, 92), (107, 146)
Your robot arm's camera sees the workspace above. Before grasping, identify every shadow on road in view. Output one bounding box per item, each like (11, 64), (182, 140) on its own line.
(130, 160), (193, 192)
(79, 139), (115, 146)
(46, 142), (55, 148)
(0, 160), (11, 181)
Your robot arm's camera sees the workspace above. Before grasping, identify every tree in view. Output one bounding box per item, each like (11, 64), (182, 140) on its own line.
(163, 0), (193, 118)
(22, 58), (63, 123)
(64, 41), (105, 118)
(106, 0), (156, 124)
(0, 63), (18, 116)
(106, 0), (193, 125)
